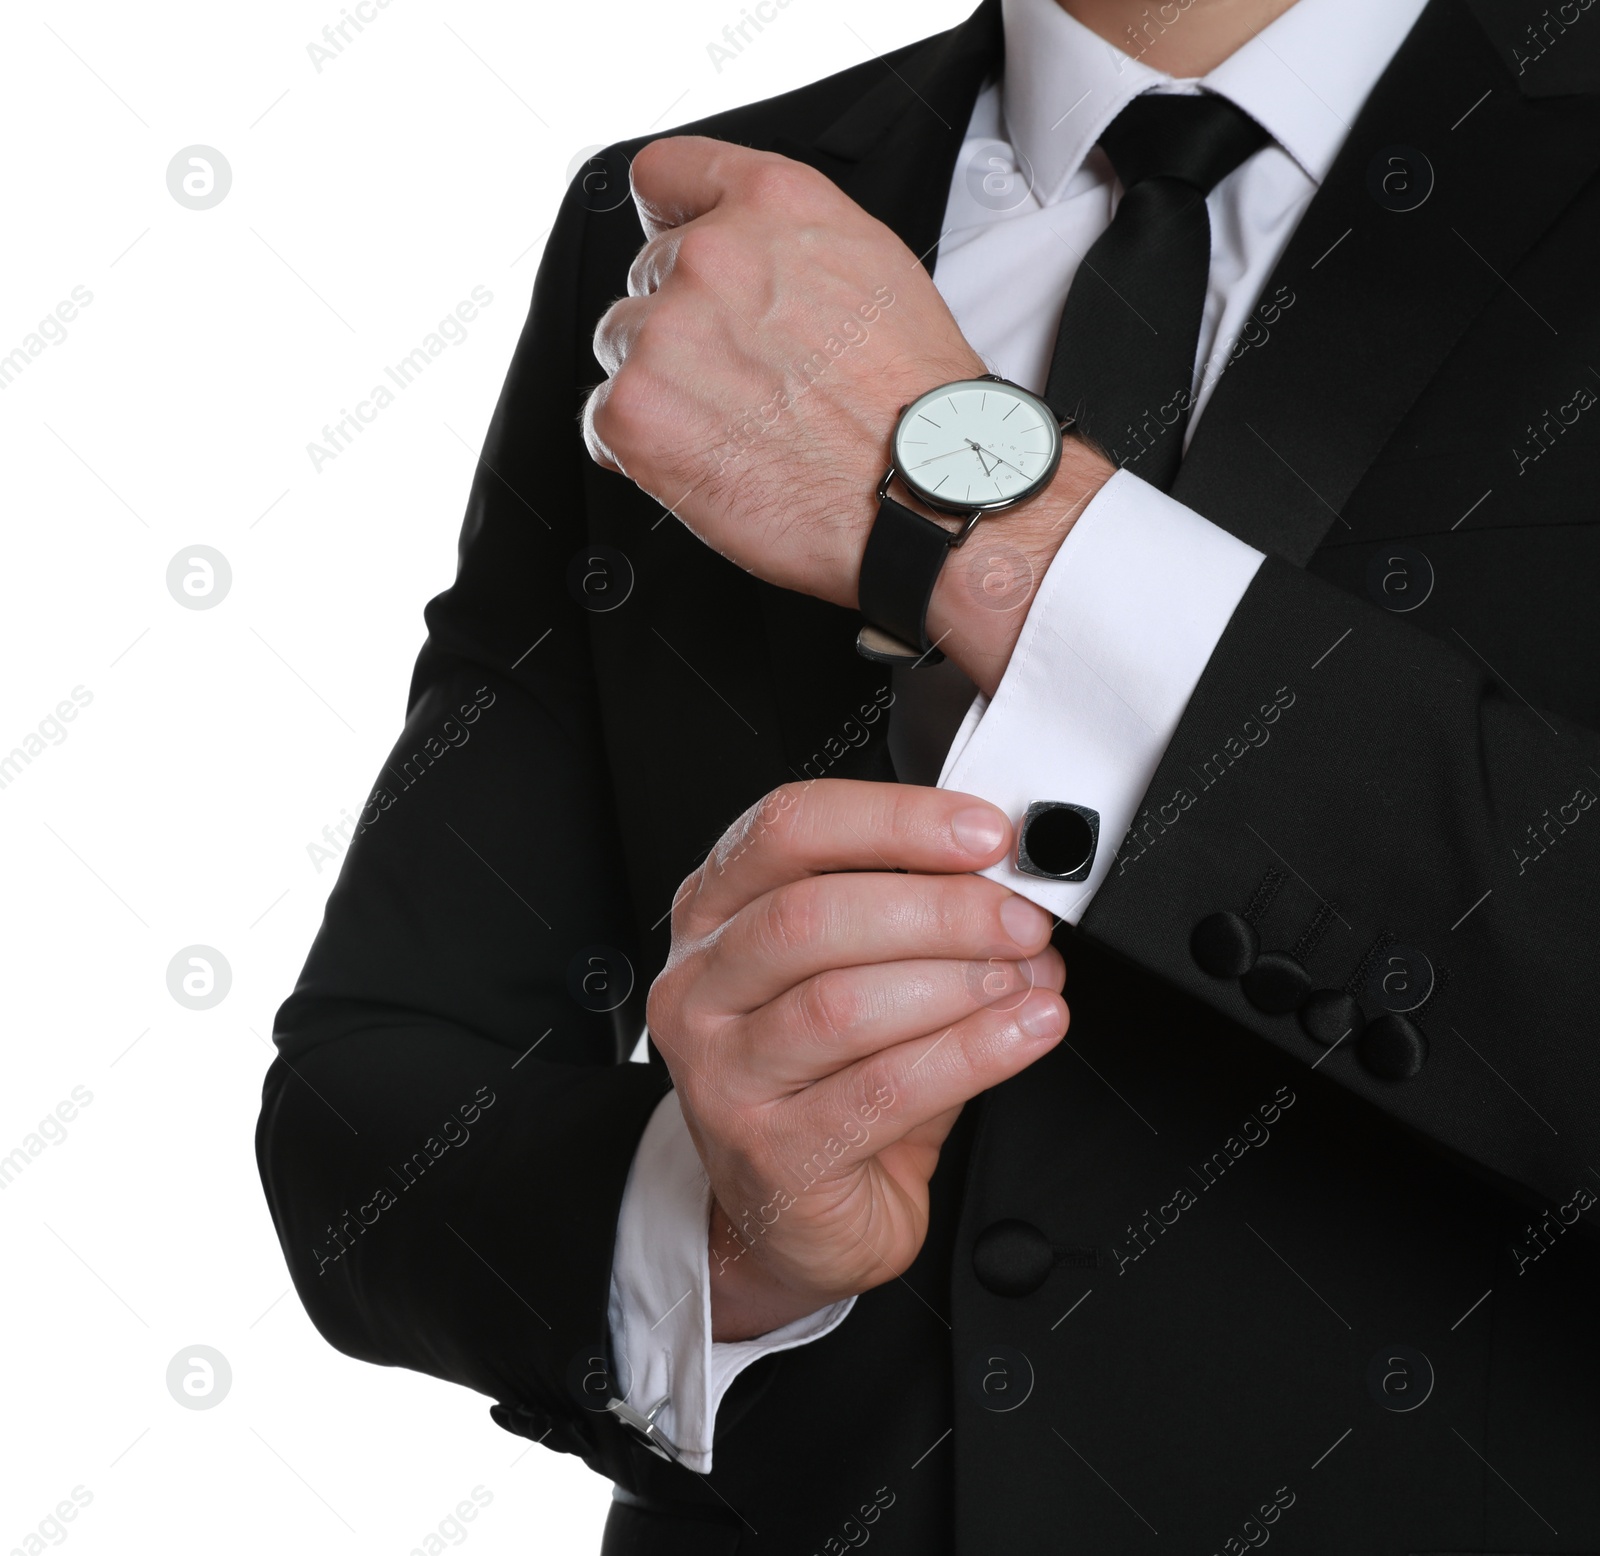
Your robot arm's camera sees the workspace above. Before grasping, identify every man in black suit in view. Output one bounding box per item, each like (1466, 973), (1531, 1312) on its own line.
(257, 0), (1600, 1549)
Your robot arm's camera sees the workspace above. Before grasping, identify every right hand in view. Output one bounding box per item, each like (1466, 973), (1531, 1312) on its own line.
(644, 779), (1069, 1342)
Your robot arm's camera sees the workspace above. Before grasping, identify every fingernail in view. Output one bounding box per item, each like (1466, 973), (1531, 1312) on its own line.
(952, 806), (1007, 857)
(1001, 894), (1051, 948)
(1016, 992), (1064, 1041)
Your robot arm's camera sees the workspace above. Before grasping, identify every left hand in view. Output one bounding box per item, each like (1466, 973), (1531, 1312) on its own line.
(583, 135), (987, 613)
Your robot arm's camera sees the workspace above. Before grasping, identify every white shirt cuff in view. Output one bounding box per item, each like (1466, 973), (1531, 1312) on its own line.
(938, 467), (1266, 921)
(607, 1087), (855, 1474)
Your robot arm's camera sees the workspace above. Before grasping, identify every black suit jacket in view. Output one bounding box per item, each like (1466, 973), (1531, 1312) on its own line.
(256, 1), (1600, 1550)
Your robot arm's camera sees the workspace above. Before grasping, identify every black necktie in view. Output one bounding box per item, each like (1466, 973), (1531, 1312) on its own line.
(1044, 92), (1270, 492)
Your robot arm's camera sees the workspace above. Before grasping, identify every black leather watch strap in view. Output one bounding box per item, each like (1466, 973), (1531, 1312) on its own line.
(856, 493), (957, 664)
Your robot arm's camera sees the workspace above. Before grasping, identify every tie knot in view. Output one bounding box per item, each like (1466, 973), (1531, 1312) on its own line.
(1098, 91), (1271, 196)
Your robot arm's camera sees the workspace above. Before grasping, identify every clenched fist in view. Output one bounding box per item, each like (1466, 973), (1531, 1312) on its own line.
(583, 134), (1114, 700)
(584, 135), (987, 614)
(644, 779), (1069, 1342)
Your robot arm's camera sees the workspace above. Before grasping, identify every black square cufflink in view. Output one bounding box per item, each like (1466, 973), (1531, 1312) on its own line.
(1016, 801), (1099, 882)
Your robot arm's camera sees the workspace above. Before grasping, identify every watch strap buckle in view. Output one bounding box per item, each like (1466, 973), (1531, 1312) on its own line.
(855, 622), (946, 666)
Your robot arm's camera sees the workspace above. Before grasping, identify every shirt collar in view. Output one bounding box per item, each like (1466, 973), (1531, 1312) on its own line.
(1000, 0), (1433, 205)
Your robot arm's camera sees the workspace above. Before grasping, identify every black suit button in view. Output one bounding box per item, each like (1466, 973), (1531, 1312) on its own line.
(972, 1219), (1054, 1298)
(1241, 951), (1311, 1014)
(1359, 1013), (1428, 1079)
(1300, 990), (1362, 1047)
(1191, 912), (1259, 978)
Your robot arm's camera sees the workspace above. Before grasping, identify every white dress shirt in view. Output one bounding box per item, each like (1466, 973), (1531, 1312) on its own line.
(608, 0), (1432, 1474)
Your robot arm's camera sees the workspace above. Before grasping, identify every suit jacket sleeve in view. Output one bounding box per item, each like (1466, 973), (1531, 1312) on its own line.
(254, 167), (671, 1471)
(1075, 548), (1600, 1223)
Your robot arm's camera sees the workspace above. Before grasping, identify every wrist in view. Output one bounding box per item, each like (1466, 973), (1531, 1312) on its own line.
(707, 1199), (843, 1342)
(926, 436), (1115, 698)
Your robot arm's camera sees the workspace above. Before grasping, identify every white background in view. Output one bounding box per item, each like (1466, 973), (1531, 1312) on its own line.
(0, 1), (971, 1551)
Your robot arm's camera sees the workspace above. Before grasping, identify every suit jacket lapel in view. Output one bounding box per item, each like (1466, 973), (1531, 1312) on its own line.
(1171, 0), (1600, 563)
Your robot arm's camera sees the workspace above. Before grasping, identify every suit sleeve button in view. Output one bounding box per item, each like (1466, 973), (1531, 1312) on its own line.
(1358, 1013), (1428, 1079)
(1299, 989), (1363, 1047)
(1190, 912), (1259, 978)
(1241, 951), (1311, 1014)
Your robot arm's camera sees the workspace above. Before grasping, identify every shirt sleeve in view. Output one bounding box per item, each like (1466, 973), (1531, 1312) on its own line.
(938, 468), (1267, 920)
(607, 1087), (855, 1475)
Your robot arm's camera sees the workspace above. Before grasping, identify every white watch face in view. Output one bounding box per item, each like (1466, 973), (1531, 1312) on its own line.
(891, 378), (1063, 512)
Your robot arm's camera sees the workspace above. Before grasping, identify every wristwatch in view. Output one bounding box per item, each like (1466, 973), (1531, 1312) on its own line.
(856, 373), (1071, 665)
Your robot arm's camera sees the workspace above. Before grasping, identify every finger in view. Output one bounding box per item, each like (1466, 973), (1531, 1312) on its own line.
(626, 227), (684, 299)
(592, 293), (654, 376)
(580, 378), (627, 475)
(739, 946), (1066, 1090)
(627, 135), (769, 240)
(777, 986), (1069, 1170)
(680, 778), (1015, 936)
(703, 868), (1057, 1014)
